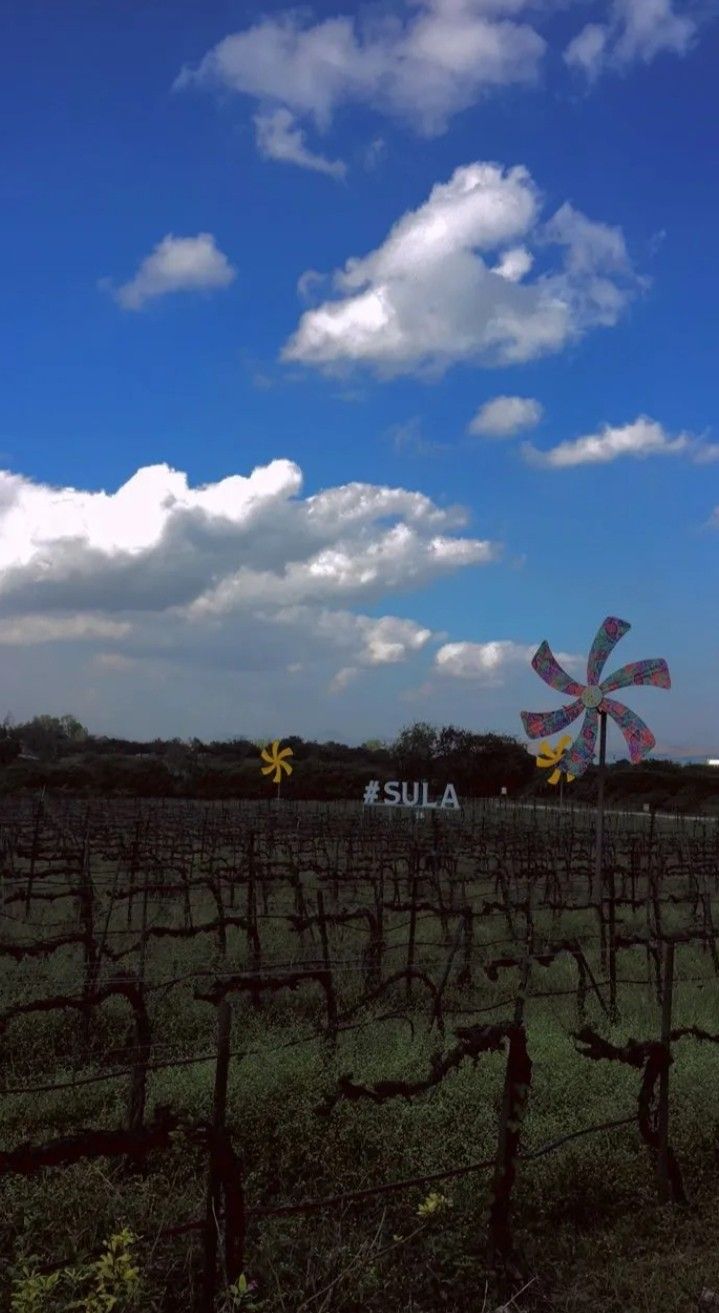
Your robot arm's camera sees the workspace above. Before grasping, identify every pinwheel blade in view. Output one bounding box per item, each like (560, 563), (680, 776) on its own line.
(600, 658), (671, 695)
(602, 696), (656, 764)
(530, 642), (585, 696)
(548, 768), (561, 785)
(586, 617), (630, 685)
(558, 709), (599, 777)
(521, 699), (584, 740)
(261, 763), (275, 776)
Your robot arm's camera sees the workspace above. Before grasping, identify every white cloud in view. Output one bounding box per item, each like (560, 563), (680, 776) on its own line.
(564, 23), (609, 78)
(491, 245), (533, 281)
(521, 416), (693, 467)
(693, 443), (719, 464)
(93, 652), (139, 672)
(0, 459), (498, 731)
(363, 137), (387, 170)
(565, 0), (696, 80)
(469, 394), (543, 437)
(329, 665), (360, 693)
(389, 416), (446, 455)
(435, 640), (535, 682)
(0, 616), (130, 645)
(435, 639), (581, 682)
(254, 108), (346, 179)
(176, 3), (546, 141)
(274, 607), (433, 665)
(282, 162), (641, 377)
(109, 233), (236, 310)
(324, 612), (433, 691)
(176, 0), (707, 173)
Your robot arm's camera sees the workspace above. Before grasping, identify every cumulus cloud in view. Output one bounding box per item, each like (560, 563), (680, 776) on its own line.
(109, 233), (236, 310)
(521, 416), (695, 467)
(176, 2), (546, 142)
(254, 108), (346, 179)
(435, 639), (581, 682)
(565, 0), (696, 80)
(0, 459), (499, 729)
(0, 460), (498, 616)
(282, 162), (641, 376)
(468, 395), (543, 437)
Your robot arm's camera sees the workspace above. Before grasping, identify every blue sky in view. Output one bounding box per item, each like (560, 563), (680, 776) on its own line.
(1, 0), (718, 756)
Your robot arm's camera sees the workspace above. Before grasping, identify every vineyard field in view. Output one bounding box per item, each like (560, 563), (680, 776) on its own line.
(2, 794), (719, 1313)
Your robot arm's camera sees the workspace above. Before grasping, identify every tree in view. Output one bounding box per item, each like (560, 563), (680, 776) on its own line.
(0, 716), (19, 765)
(58, 714), (87, 742)
(17, 714), (88, 761)
(392, 722), (438, 775)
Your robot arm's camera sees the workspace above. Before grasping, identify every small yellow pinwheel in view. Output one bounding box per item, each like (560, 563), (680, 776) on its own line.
(536, 735), (575, 785)
(260, 740), (294, 785)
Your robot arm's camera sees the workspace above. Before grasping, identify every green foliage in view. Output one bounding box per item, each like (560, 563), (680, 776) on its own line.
(13, 714), (88, 762)
(220, 1273), (261, 1311)
(10, 1230), (144, 1313)
(416, 1190), (452, 1218)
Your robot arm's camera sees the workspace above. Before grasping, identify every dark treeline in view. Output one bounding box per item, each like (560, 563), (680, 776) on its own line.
(0, 714), (718, 812)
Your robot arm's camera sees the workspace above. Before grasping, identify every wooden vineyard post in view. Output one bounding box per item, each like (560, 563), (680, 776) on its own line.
(246, 846), (262, 1005)
(25, 793), (44, 918)
(657, 937), (675, 1203)
(488, 947), (532, 1284)
(406, 864), (419, 1003)
(206, 846), (227, 959)
(316, 891), (338, 1050)
(373, 868), (385, 986)
(430, 912), (465, 1034)
(201, 999), (232, 1311)
(457, 905), (474, 990)
(78, 815), (97, 1046)
(127, 989), (152, 1142)
(128, 880), (152, 1135)
(127, 815), (141, 930)
(701, 880), (719, 974)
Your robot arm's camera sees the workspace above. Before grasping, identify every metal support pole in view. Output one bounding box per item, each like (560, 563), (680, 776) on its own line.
(594, 711), (607, 900)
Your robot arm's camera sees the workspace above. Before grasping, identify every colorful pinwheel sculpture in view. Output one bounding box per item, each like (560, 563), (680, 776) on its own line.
(521, 616), (670, 777)
(536, 735), (575, 785)
(260, 740), (294, 785)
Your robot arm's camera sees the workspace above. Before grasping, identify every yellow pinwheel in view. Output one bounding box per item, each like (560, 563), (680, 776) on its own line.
(536, 735), (575, 785)
(260, 740), (294, 785)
